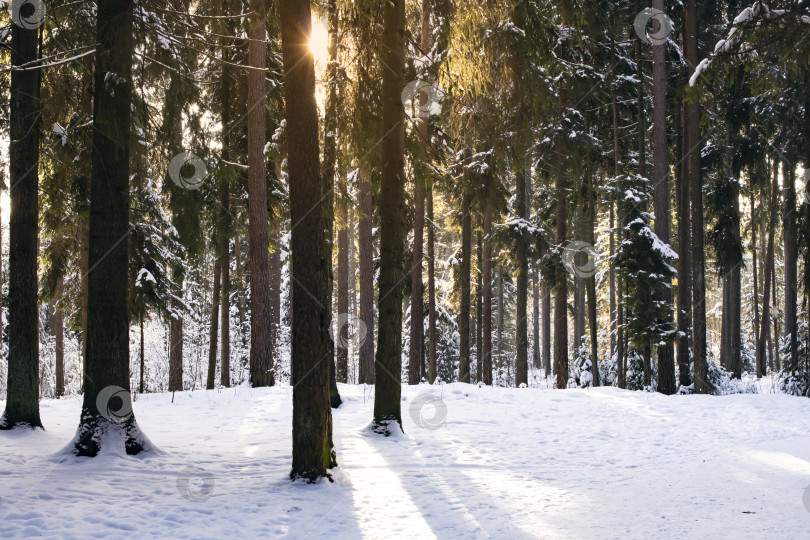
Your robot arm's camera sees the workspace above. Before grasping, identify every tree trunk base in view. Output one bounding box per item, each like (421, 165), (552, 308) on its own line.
(69, 412), (154, 457)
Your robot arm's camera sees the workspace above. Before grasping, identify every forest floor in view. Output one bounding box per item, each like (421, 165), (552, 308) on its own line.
(1, 380), (809, 539)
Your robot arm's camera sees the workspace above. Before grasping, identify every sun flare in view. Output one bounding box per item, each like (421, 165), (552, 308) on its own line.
(309, 19), (329, 65)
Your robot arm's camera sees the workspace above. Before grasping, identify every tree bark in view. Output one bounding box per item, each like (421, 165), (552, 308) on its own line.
(458, 192), (473, 383)
(757, 162), (780, 377)
(515, 165), (529, 387)
(74, 0), (146, 454)
(55, 276), (65, 398)
(247, 0), (274, 387)
(169, 282), (184, 392)
(677, 100), (692, 388)
(427, 181), (437, 383)
(281, 0), (336, 477)
(337, 186), (349, 383)
(685, 0), (708, 393)
(542, 285), (551, 375)
(358, 164), (375, 384)
(652, 0), (676, 395)
(482, 194), (494, 385)
(585, 175), (600, 386)
(783, 164), (798, 370)
(555, 141), (569, 390)
(1, 6), (43, 429)
(532, 267), (540, 370)
(207, 257), (221, 390)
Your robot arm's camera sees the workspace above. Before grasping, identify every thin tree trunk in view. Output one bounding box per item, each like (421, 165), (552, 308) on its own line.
(427, 180), (437, 383)
(532, 267), (540, 370)
(337, 186), (349, 383)
(482, 194), (493, 385)
(458, 192), (472, 383)
(497, 266), (504, 377)
(74, 0), (145, 454)
(542, 285), (551, 375)
(55, 276), (65, 398)
(358, 163), (375, 384)
(169, 283), (184, 392)
(686, 0), (707, 393)
(554, 145), (569, 390)
(752, 188), (761, 373)
(515, 164), (529, 387)
(772, 248), (780, 372)
(234, 234), (247, 331)
(139, 314), (145, 394)
(281, 0), (336, 477)
(476, 230), (484, 381)
(676, 98), (692, 388)
(585, 175), (600, 386)
(757, 162), (780, 377)
(247, 0), (274, 387)
(2, 12), (43, 429)
(207, 257), (221, 390)
(783, 164), (798, 370)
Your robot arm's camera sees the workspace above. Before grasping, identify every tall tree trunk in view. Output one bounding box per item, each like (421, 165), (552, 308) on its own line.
(207, 257), (222, 390)
(685, 0), (708, 393)
(772, 248), (780, 372)
(585, 175), (600, 386)
(169, 282), (184, 392)
(542, 285), (551, 375)
(729, 176), (743, 379)
(55, 276), (65, 398)
(482, 194), (494, 385)
(74, 0), (146, 454)
(358, 164), (375, 384)
(497, 266), (504, 377)
(515, 164), (529, 387)
(476, 230), (484, 380)
(783, 164), (798, 370)
(247, 0), (274, 387)
(427, 180), (437, 383)
(139, 314), (145, 394)
(458, 192), (472, 383)
(554, 146), (569, 390)
(337, 187), (349, 383)
(281, 0), (336, 478)
(532, 267), (540, 370)
(653, 0), (676, 395)
(676, 99), (692, 388)
(1, 7), (43, 429)
(409, 0), (430, 385)
(751, 188), (761, 373)
(757, 162), (780, 376)
(373, 0), (406, 432)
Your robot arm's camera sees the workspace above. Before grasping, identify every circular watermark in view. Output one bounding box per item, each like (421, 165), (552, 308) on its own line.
(401, 80), (443, 119)
(634, 8), (673, 46)
(409, 393), (447, 430)
(9, 0), (45, 30)
(331, 313), (367, 350)
(176, 466), (215, 502)
(562, 240), (599, 278)
(96, 385), (133, 423)
(168, 152), (207, 190)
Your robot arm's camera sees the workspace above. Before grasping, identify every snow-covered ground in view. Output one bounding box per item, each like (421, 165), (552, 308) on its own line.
(2, 383), (810, 539)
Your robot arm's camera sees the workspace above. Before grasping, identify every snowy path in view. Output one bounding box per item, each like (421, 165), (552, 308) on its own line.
(1, 383), (809, 539)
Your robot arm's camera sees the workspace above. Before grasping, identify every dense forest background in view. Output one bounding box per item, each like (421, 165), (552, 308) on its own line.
(1, 0), (809, 406)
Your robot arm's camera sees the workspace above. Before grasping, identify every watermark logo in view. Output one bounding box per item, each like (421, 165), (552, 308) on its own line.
(9, 0), (45, 30)
(96, 385), (133, 423)
(562, 240), (599, 278)
(331, 313), (368, 350)
(401, 80), (443, 119)
(168, 152), (207, 190)
(634, 8), (673, 46)
(409, 393), (447, 430)
(176, 466), (215, 502)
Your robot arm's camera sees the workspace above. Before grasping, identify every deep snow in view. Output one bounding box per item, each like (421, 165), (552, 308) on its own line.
(1, 383), (810, 539)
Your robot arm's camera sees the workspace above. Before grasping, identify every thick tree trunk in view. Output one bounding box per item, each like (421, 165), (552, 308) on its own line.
(554, 153), (569, 390)
(1, 9), (43, 430)
(358, 164), (375, 384)
(281, 0), (336, 478)
(783, 164), (798, 370)
(207, 257), (221, 390)
(247, 0), (274, 387)
(482, 194), (494, 385)
(169, 284), (184, 392)
(73, 0), (147, 454)
(458, 192), (473, 383)
(373, 0), (406, 433)
(652, 0), (676, 395)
